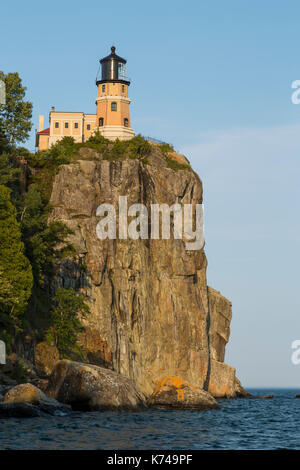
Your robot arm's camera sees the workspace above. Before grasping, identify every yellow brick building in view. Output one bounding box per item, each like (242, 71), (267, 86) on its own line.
(36, 47), (134, 151)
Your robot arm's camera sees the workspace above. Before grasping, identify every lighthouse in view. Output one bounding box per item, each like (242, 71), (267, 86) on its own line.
(95, 46), (135, 140)
(36, 46), (135, 151)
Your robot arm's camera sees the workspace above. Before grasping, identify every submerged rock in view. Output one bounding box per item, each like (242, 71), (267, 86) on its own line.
(255, 395), (274, 399)
(0, 402), (41, 418)
(148, 376), (219, 410)
(46, 359), (147, 411)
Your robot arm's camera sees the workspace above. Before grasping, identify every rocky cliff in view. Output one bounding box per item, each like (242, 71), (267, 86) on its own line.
(48, 144), (237, 397)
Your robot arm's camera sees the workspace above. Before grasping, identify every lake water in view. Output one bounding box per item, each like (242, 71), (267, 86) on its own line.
(0, 389), (299, 450)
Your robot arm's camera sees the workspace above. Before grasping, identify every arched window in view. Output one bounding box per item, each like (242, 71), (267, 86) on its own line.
(124, 118), (129, 127)
(102, 84), (105, 92)
(111, 102), (117, 111)
(99, 118), (104, 127)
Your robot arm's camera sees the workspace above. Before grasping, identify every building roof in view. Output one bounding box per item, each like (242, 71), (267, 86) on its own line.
(100, 46), (126, 64)
(37, 128), (50, 135)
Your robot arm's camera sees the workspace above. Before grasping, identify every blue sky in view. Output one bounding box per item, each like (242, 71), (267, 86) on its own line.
(1, 0), (300, 387)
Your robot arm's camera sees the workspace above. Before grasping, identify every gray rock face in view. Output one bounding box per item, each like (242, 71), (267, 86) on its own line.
(208, 287), (232, 363)
(46, 359), (147, 411)
(48, 147), (240, 397)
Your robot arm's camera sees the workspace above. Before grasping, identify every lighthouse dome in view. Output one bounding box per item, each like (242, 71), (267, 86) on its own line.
(97, 46), (130, 85)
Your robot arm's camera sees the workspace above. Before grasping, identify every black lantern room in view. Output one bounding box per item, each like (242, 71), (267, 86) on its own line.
(96, 46), (130, 86)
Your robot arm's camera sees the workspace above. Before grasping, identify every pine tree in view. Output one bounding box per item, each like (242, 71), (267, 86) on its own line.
(21, 185), (75, 288)
(46, 288), (90, 357)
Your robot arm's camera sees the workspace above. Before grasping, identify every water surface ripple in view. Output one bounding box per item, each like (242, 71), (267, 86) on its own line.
(0, 389), (299, 450)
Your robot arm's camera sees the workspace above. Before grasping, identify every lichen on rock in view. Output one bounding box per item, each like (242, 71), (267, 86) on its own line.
(149, 375), (219, 410)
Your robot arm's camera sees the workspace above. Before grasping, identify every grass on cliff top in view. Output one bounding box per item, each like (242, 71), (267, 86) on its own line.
(27, 133), (152, 201)
(28, 132), (191, 201)
(166, 157), (191, 171)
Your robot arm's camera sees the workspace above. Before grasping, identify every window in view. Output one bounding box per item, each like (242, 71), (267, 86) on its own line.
(102, 85), (105, 92)
(99, 118), (104, 127)
(118, 63), (125, 80)
(111, 102), (117, 111)
(55, 122), (59, 128)
(87, 124), (91, 131)
(122, 85), (125, 93)
(124, 118), (129, 127)
(65, 122), (69, 129)
(74, 122), (78, 129)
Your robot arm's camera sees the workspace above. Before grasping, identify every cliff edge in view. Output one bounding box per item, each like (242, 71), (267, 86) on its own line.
(48, 144), (237, 397)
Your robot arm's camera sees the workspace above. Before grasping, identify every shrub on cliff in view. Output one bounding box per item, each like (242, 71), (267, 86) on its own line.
(86, 130), (108, 145)
(29, 136), (79, 168)
(159, 142), (174, 154)
(82, 129), (110, 152)
(127, 135), (151, 158)
(103, 135), (151, 161)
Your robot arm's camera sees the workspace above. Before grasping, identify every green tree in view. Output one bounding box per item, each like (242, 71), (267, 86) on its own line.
(0, 72), (32, 145)
(0, 152), (20, 188)
(0, 185), (33, 335)
(20, 185), (75, 288)
(46, 288), (90, 357)
(0, 124), (9, 154)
